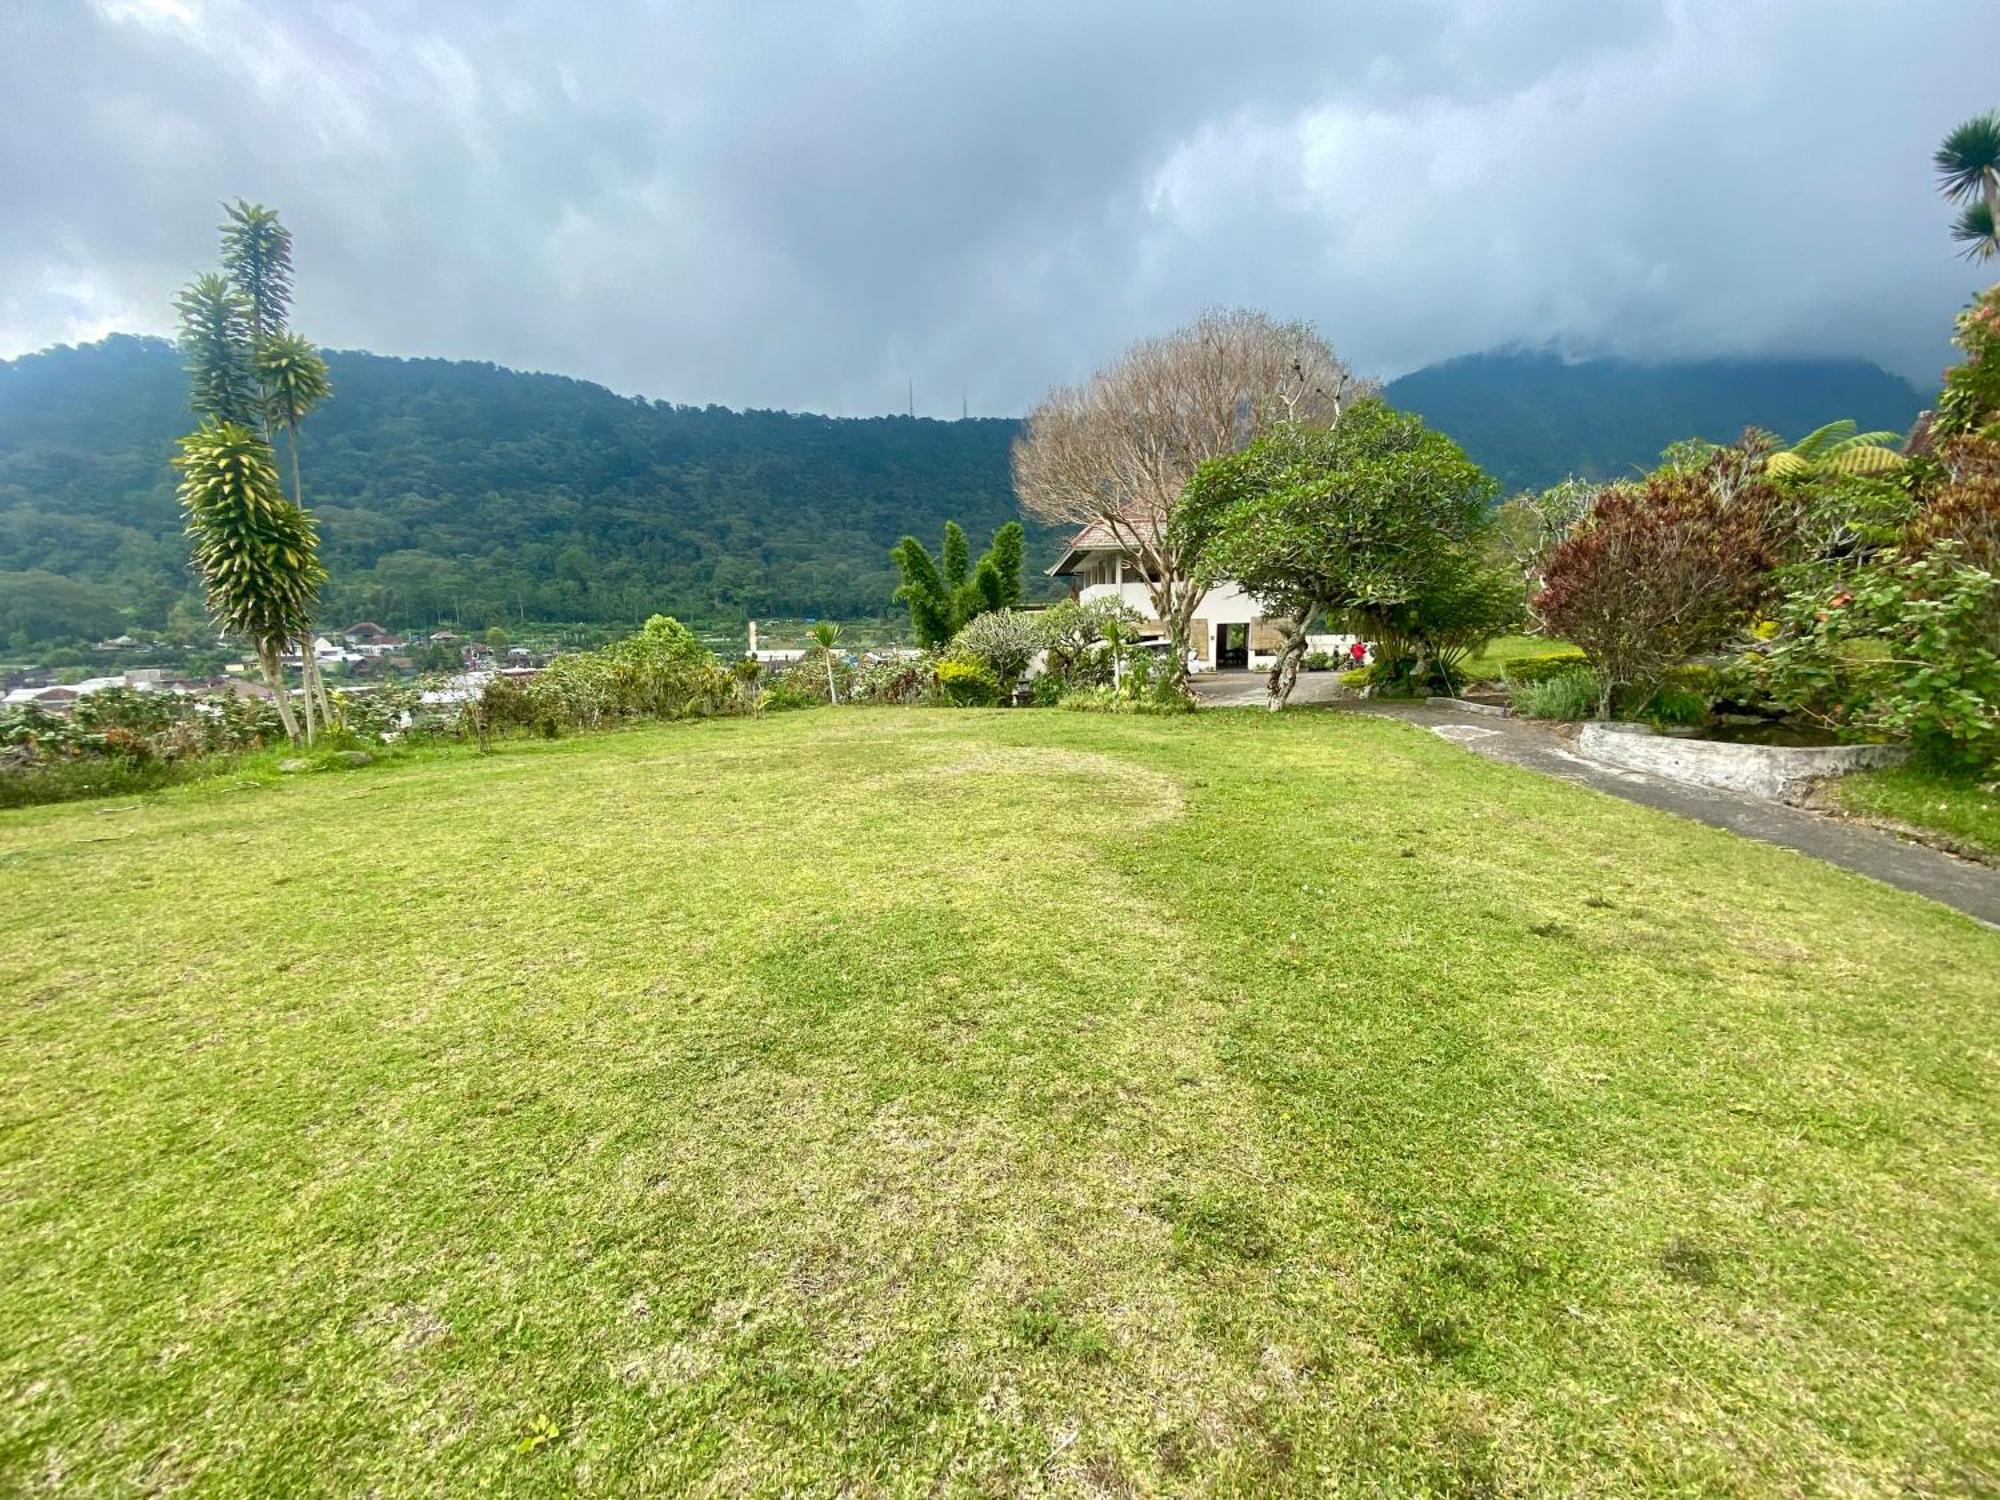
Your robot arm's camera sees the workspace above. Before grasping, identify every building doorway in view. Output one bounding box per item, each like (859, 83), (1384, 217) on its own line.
(1216, 622), (1249, 670)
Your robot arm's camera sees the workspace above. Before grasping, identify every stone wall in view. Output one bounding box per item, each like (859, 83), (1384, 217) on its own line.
(1577, 722), (1906, 804)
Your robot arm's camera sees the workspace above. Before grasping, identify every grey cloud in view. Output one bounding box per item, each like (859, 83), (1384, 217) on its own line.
(1, 0), (1994, 413)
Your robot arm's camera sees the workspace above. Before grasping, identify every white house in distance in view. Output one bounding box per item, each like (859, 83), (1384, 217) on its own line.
(1047, 520), (1356, 673)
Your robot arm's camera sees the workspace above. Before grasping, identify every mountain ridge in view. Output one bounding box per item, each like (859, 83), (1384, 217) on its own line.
(0, 335), (1933, 647)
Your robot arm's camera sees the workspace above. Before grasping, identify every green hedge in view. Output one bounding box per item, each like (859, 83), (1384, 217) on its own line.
(1501, 650), (1592, 685)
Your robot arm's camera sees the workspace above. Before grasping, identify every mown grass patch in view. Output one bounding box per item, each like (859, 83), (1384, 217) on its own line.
(2, 708), (1996, 1494)
(1831, 763), (2000, 859)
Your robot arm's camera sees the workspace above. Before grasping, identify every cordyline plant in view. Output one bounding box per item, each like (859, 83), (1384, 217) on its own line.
(173, 200), (334, 743)
(1535, 467), (1781, 718)
(172, 422), (325, 743)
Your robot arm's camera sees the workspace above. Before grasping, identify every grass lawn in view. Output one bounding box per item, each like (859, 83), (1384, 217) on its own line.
(3, 708), (1997, 1495)
(1831, 764), (2000, 860)
(1455, 634), (1579, 684)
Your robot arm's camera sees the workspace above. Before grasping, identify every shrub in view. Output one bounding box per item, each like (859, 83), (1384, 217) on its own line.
(1030, 673), (1065, 707)
(1760, 541), (1999, 772)
(850, 651), (939, 706)
(1536, 468), (1780, 716)
(1303, 650), (1333, 671)
(1036, 597), (1141, 688)
(1508, 668), (1603, 721)
(1500, 649), (1592, 685)
(936, 656), (1001, 707)
(950, 609), (1044, 693)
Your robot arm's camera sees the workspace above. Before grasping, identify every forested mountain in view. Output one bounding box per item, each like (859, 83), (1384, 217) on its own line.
(0, 335), (1049, 645)
(1385, 350), (1928, 493)
(0, 334), (1937, 649)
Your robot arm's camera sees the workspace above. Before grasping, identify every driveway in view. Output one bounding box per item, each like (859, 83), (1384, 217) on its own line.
(1189, 670), (1351, 709)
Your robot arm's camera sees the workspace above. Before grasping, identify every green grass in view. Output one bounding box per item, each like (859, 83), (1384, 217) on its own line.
(3, 709), (1998, 1495)
(1832, 764), (2000, 859)
(1456, 633), (1578, 685)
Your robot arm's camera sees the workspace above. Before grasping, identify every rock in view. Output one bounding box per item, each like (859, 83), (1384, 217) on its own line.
(278, 758), (312, 774)
(330, 750), (373, 769)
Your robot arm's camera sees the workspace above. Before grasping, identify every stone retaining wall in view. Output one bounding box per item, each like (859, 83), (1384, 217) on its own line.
(1577, 722), (1905, 804)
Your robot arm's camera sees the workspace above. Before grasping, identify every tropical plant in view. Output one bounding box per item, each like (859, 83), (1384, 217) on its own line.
(171, 422), (324, 741)
(173, 201), (336, 741)
(1760, 542), (1998, 772)
(936, 656), (1001, 707)
(220, 200), (295, 341)
(889, 521), (1026, 645)
(1936, 110), (2000, 262)
(1763, 420), (1906, 481)
(808, 620), (844, 703)
(172, 275), (258, 428)
(1507, 667), (1603, 722)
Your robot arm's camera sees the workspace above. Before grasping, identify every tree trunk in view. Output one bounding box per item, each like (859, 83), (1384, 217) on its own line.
(1265, 610), (1312, 711)
(297, 637), (317, 744)
(259, 641), (301, 743)
(825, 653), (838, 705)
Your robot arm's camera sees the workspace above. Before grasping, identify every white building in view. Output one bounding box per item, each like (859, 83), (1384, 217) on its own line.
(1048, 520), (1358, 672)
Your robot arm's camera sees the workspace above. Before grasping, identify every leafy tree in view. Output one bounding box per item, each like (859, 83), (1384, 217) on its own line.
(485, 625), (510, 654)
(1936, 110), (2000, 262)
(1535, 469), (1779, 717)
(220, 200), (295, 343)
(1176, 400), (1499, 708)
(173, 203), (337, 739)
(1014, 309), (1369, 693)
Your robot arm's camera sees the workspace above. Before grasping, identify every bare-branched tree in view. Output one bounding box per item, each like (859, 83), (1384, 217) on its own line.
(1012, 309), (1370, 689)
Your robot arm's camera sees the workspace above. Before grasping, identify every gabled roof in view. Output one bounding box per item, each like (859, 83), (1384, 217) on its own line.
(1047, 516), (1163, 576)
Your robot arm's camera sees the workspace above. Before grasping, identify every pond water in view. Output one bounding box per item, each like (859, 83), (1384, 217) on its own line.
(1678, 720), (1847, 748)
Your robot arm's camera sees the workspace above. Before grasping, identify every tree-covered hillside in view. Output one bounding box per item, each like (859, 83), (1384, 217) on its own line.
(1385, 351), (1928, 493)
(0, 335), (1050, 645)
(0, 335), (1938, 649)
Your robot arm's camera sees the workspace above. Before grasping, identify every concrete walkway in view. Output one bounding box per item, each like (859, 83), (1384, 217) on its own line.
(1328, 699), (2000, 927)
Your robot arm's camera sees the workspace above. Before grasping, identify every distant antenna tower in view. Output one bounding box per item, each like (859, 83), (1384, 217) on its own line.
(907, 378), (914, 418)
(961, 384), (968, 421)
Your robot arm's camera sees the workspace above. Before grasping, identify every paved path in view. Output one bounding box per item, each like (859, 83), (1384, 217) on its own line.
(1340, 700), (2000, 927)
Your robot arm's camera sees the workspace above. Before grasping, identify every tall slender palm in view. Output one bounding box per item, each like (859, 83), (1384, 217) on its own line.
(173, 423), (325, 743)
(808, 621), (843, 704)
(1936, 111), (2000, 262)
(256, 331), (335, 726)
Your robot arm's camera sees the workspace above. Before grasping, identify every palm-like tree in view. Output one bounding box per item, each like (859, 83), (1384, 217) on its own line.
(221, 200), (294, 345)
(808, 621), (843, 704)
(255, 331), (335, 729)
(173, 274), (258, 428)
(173, 423), (326, 743)
(1936, 111), (2000, 262)
(1763, 420), (1906, 480)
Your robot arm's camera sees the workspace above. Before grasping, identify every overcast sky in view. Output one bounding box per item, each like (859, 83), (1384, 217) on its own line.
(3, 0), (1995, 415)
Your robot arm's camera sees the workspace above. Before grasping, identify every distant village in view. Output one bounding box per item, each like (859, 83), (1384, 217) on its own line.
(0, 622), (555, 712)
